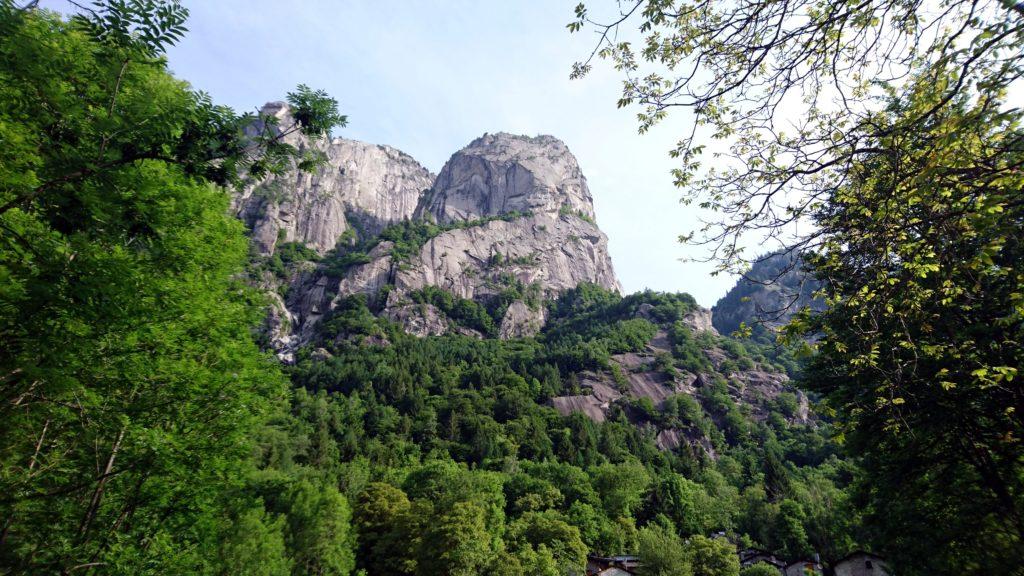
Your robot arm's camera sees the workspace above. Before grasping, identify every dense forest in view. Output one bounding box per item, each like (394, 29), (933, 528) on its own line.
(0, 4), (848, 574)
(262, 283), (857, 575)
(2, 1), (1022, 575)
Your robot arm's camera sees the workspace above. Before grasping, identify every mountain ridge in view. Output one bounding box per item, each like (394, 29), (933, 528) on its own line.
(711, 252), (822, 337)
(234, 107), (817, 469)
(240, 102), (625, 355)
(234, 102), (435, 256)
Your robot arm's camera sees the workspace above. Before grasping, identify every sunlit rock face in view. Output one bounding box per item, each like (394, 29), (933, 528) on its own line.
(419, 132), (597, 224)
(498, 300), (547, 340)
(392, 212), (619, 299)
(234, 102), (434, 256)
(238, 109), (620, 348)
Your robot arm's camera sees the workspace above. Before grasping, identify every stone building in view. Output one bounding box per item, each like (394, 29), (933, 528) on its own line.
(784, 559), (823, 576)
(738, 548), (785, 571)
(833, 551), (891, 576)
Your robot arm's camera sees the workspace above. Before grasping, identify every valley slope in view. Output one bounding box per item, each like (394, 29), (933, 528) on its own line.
(237, 104), (860, 570)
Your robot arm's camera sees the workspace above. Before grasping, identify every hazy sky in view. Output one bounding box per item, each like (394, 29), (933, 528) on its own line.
(46, 0), (739, 306)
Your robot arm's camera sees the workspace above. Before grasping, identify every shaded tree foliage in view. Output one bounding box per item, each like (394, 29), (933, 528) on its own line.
(572, 1), (1024, 573)
(0, 2), (347, 573)
(795, 82), (1024, 572)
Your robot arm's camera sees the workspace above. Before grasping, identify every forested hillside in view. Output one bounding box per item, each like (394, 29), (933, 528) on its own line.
(261, 282), (861, 575)
(0, 4), (858, 574)
(5, 1), (1020, 574)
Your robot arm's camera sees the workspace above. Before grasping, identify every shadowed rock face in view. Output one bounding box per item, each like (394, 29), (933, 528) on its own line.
(234, 102), (435, 255)
(711, 251), (822, 335)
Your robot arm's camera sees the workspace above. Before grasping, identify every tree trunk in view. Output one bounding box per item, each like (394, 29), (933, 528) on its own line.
(76, 427), (126, 541)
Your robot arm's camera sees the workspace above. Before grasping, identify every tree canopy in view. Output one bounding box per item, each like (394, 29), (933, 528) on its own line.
(569, 0), (1023, 271)
(0, 1), (346, 573)
(571, 1), (1024, 573)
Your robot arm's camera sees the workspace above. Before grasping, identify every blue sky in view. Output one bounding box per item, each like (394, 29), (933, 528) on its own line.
(46, 0), (739, 306)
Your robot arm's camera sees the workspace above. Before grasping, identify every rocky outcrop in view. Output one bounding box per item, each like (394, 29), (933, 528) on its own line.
(263, 291), (298, 362)
(499, 300), (547, 339)
(682, 307), (718, 334)
(655, 429), (717, 459)
(234, 102), (434, 255)
(419, 133), (596, 223)
(611, 352), (677, 406)
(550, 395), (608, 422)
(731, 370), (811, 424)
(581, 376), (624, 403)
(383, 302), (448, 337)
(549, 325), (809, 452)
(336, 242), (395, 297)
(272, 131), (620, 341)
(712, 251), (822, 335)
(286, 210), (619, 340)
(237, 105), (622, 344)
(395, 213), (618, 297)
(637, 303), (718, 335)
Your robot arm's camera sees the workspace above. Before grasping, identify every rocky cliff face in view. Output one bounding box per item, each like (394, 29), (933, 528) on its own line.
(547, 325), (810, 456)
(240, 108), (620, 351)
(234, 102), (435, 255)
(418, 133), (596, 223)
(394, 213), (616, 298)
(712, 252), (822, 336)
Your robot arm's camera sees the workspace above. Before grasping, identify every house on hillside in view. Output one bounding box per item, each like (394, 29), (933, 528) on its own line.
(738, 548), (786, 571)
(586, 555), (640, 576)
(592, 568), (635, 576)
(833, 551), (891, 576)
(784, 559), (823, 576)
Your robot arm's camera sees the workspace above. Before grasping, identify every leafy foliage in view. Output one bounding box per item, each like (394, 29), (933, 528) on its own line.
(275, 285), (860, 571)
(569, 0), (1023, 273)
(572, 3), (1024, 571)
(287, 84), (348, 140)
(263, 241), (321, 280)
(0, 4), (347, 573)
(409, 286), (498, 336)
(738, 563), (780, 576)
(71, 0), (189, 57)
(791, 81), (1024, 572)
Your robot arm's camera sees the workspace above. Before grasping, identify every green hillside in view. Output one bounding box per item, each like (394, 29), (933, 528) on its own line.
(248, 281), (861, 574)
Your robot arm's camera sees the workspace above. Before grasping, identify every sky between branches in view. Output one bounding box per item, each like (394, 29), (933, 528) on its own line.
(46, 0), (750, 306)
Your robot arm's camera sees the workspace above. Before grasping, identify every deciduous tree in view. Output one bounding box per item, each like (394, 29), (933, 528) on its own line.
(571, 2), (1024, 572)
(0, 1), (345, 572)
